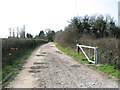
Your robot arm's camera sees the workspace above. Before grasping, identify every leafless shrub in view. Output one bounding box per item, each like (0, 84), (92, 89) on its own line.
(55, 32), (119, 69)
(55, 15), (119, 69)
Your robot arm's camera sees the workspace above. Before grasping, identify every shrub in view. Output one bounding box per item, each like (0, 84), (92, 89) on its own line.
(2, 38), (48, 68)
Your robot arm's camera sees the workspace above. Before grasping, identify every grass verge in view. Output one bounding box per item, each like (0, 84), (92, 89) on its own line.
(2, 42), (47, 88)
(56, 44), (119, 81)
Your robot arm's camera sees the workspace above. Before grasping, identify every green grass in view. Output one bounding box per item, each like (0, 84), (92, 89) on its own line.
(0, 71), (2, 82)
(56, 44), (119, 79)
(56, 45), (92, 64)
(2, 48), (33, 80)
(2, 70), (20, 88)
(2, 42), (48, 87)
(94, 64), (119, 78)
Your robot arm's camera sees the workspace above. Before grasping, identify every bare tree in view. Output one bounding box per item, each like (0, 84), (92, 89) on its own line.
(16, 26), (19, 38)
(9, 28), (12, 37)
(20, 25), (25, 38)
(13, 28), (15, 38)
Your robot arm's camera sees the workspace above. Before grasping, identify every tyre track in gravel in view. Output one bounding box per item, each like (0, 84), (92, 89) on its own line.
(6, 42), (118, 88)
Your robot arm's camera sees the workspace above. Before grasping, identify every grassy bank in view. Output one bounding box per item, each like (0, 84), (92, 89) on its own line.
(2, 47), (34, 87)
(56, 44), (119, 80)
(2, 39), (48, 87)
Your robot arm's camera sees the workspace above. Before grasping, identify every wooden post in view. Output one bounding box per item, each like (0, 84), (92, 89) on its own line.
(89, 48), (91, 59)
(95, 47), (99, 64)
(78, 46), (80, 55)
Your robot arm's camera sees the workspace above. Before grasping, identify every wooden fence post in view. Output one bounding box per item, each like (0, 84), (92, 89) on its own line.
(78, 46), (80, 55)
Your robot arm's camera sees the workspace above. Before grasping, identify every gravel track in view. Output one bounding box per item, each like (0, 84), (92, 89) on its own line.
(6, 42), (118, 88)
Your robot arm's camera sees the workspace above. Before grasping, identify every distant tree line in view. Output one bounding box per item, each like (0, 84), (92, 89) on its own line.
(54, 15), (120, 68)
(8, 25), (26, 38)
(66, 15), (120, 39)
(26, 33), (33, 38)
(55, 15), (120, 50)
(8, 25), (55, 42)
(35, 29), (55, 42)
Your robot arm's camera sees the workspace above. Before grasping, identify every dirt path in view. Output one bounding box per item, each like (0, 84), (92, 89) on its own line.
(6, 42), (118, 88)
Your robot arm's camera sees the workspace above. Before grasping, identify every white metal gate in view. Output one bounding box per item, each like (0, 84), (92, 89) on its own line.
(76, 44), (98, 64)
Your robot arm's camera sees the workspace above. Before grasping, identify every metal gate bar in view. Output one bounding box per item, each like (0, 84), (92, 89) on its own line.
(76, 44), (98, 64)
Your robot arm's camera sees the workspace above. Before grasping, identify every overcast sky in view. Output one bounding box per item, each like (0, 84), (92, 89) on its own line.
(0, 0), (119, 38)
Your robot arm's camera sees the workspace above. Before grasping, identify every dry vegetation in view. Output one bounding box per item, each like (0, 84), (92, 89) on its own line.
(55, 15), (120, 70)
